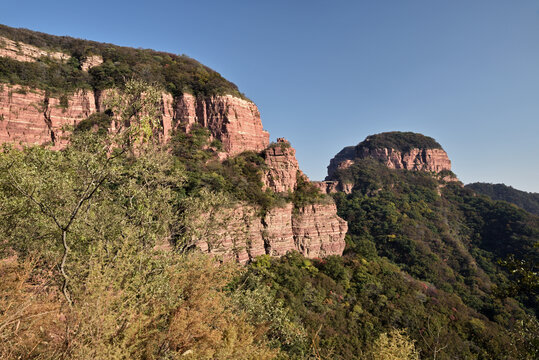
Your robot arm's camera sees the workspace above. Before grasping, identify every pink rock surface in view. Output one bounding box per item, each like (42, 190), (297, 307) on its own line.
(358, 147), (451, 172)
(0, 85), (96, 148)
(0, 85), (269, 156)
(327, 145), (452, 180)
(262, 139), (299, 193)
(197, 202), (347, 264)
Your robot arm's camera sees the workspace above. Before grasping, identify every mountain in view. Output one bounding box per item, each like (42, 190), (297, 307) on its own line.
(0, 25), (537, 359)
(242, 132), (538, 359)
(0, 24), (346, 262)
(466, 182), (539, 216)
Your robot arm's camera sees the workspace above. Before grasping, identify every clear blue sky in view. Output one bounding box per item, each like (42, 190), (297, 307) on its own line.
(2, 0), (539, 192)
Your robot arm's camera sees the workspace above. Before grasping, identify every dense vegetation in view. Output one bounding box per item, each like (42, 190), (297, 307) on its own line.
(235, 158), (539, 359)
(359, 132), (443, 152)
(466, 182), (539, 216)
(1, 24), (538, 358)
(1, 90), (537, 358)
(0, 24), (244, 98)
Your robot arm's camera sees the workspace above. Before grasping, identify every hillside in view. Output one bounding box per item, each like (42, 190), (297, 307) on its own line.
(0, 25), (538, 360)
(247, 150), (538, 359)
(466, 182), (539, 216)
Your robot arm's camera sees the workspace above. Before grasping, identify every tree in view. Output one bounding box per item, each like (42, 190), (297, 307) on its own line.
(369, 329), (419, 360)
(0, 136), (123, 306)
(103, 78), (164, 146)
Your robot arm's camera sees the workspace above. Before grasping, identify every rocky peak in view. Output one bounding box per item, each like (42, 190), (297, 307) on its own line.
(327, 132), (452, 180)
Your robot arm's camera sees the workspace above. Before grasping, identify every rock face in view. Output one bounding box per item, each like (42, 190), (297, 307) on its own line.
(0, 83), (346, 262)
(0, 85), (269, 156)
(0, 85), (96, 148)
(81, 55), (103, 71)
(197, 202), (348, 264)
(357, 147), (451, 172)
(0, 36), (69, 63)
(320, 132), (455, 194)
(173, 93), (269, 156)
(312, 181), (353, 194)
(327, 138), (452, 180)
(262, 138), (299, 193)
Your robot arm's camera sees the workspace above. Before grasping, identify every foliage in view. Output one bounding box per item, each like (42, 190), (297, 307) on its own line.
(73, 112), (112, 135)
(103, 79), (164, 145)
(358, 132), (442, 152)
(0, 130), (280, 359)
(0, 55), (90, 96)
(0, 24), (245, 98)
(288, 173), (327, 209)
(368, 329), (419, 360)
(170, 127), (285, 212)
(236, 156), (538, 359)
(0, 251), (278, 359)
(466, 182), (539, 215)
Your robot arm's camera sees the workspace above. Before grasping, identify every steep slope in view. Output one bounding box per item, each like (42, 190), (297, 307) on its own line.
(0, 24), (346, 261)
(316, 132), (456, 194)
(239, 133), (538, 359)
(466, 182), (539, 216)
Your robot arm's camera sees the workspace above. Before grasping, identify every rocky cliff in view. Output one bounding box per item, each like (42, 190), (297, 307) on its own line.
(0, 30), (346, 262)
(0, 84), (269, 156)
(0, 85), (96, 149)
(173, 93), (269, 156)
(0, 36), (69, 63)
(328, 132), (451, 176)
(319, 132), (455, 193)
(194, 136), (347, 262)
(262, 138), (300, 193)
(196, 202), (347, 264)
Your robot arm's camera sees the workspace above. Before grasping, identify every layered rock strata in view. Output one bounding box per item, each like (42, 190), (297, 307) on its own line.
(262, 138), (299, 193)
(312, 181), (353, 195)
(173, 93), (269, 156)
(320, 133), (456, 194)
(197, 202), (348, 264)
(327, 146), (451, 180)
(0, 85), (269, 155)
(0, 85), (96, 149)
(0, 36), (69, 63)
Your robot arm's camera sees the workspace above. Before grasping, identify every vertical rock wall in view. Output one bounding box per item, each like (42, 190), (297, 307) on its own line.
(0, 85), (269, 155)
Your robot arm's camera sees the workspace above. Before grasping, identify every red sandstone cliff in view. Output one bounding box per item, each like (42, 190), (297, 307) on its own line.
(262, 138), (300, 193)
(320, 133), (456, 194)
(0, 85), (269, 156)
(0, 83), (346, 261)
(173, 93), (269, 156)
(327, 145), (452, 180)
(0, 85), (96, 149)
(196, 202), (347, 264)
(357, 147), (451, 172)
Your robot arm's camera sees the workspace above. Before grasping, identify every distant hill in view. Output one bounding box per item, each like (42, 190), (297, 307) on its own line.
(466, 182), (539, 216)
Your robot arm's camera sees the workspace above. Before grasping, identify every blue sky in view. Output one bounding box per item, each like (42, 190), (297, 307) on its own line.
(2, 0), (539, 192)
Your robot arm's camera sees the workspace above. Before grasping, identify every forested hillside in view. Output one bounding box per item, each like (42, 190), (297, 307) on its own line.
(237, 157), (539, 359)
(0, 25), (537, 360)
(466, 182), (539, 216)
